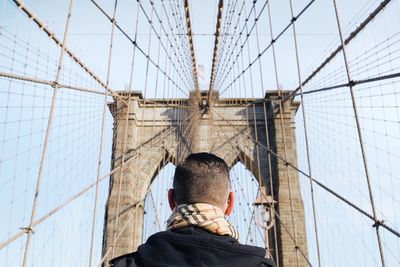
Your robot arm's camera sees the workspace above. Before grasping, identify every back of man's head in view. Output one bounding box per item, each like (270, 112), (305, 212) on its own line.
(173, 153), (231, 208)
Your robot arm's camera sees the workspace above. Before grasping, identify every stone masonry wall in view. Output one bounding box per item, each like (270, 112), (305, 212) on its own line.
(103, 91), (308, 266)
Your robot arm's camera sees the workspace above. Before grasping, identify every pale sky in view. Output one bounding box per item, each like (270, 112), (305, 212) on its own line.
(1, 0), (400, 266)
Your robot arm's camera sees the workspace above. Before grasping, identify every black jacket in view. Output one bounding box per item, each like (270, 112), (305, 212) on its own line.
(110, 226), (276, 267)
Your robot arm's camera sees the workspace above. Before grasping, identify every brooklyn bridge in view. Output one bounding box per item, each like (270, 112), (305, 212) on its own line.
(0, 0), (399, 266)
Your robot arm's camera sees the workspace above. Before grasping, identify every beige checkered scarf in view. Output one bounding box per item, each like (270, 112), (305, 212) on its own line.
(166, 203), (239, 240)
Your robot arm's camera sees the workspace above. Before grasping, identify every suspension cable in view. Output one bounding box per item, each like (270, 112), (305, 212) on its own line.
(288, 0), (322, 264)
(183, 0), (199, 91)
(89, 0), (190, 96)
(209, 108), (311, 266)
(21, 1), (74, 266)
(140, 0), (194, 91)
(212, 108), (400, 239)
(254, 1), (279, 263)
(10, 0), (124, 101)
(208, 0), (224, 101)
(215, 0), (268, 92)
(282, 0), (392, 104)
(331, 0), (386, 265)
(219, 0), (316, 97)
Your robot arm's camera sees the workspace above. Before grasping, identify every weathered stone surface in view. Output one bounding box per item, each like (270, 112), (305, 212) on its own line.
(103, 90), (308, 267)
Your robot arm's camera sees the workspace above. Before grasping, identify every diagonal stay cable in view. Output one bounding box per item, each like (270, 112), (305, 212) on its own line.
(138, 0), (194, 91)
(0, 71), (115, 97)
(10, 0), (127, 103)
(331, 0), (386, 265)
(209, 108), (310, 266)
(211, 108), (400, 239)
(288, 0), (322, 264)
(21, 1), (74, 265)
(231, 70), (400, 108)
(164, 1), (193, 82)
(214, 0), (238, 70)
(219, 0), (316, 97)
(212, 0), (242, 89)
(215, 0), (270, 92)
(98, 112), (197, 266)
(224, 0), (396, 111)
(282, 0), (392, 104)
(295, 71), (400, 96)
(89, 0), (119, 265)
(214, 0), (259, 88)
(213, 0), (244, 93)
(0, 110), (195, 251)
(89, 0), (190, 96)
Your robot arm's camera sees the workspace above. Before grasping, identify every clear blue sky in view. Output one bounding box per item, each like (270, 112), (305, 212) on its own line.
(1, 0), (400, 266)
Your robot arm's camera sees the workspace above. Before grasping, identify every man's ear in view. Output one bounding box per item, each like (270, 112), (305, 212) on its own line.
(224, 191), (235, 216)
(168, 188), (176, 211)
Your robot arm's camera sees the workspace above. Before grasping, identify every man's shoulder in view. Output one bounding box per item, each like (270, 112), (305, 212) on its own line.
(109, 252), (138, 267)
(110, 228), (276, 267)
(154, 227), (266, 256)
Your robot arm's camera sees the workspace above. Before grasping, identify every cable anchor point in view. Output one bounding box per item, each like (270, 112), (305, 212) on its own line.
(20, 226), (35, 234)
(372, 219), (384, 228)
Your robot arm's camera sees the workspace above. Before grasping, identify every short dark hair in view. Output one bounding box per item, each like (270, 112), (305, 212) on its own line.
(173, 153), (231, 207)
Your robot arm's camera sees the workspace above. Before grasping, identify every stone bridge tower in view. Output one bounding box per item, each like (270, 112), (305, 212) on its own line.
(102, 90), (308, 266)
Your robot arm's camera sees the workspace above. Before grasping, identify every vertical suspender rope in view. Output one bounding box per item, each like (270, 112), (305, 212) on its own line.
(98, 112), (196, 266)
(282, 0), (392, 103)
(265, 1), (300, 266)
(262, 100), (280, 264)
(276, 33), (300, 267)
(288, 0), (322, 265)
(242, 3), (264, 190)
(146, 0), (165, 233)
(237, 6), (266, 249)
(89, 0), (123, 264)
(214, 0), (244, 92)
(331, 1), (386, 266)
(242, 4), (268, 252)
(253, 1), (280, 263)
(103, 0), (140, 262)
(113, 2), (150, 252)
(215, 0), (258, 92)
(211, 108), (312, 266)
(95, 0), (117, 259)
(213, 0), (235, 90)
(21, 1), (74, 266)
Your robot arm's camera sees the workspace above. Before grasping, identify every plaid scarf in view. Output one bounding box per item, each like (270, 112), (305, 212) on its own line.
(166, 203), (239, 240)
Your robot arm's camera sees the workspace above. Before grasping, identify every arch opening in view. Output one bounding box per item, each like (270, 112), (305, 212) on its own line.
(142, 162), (175, 242)
(229, 161), (270, 249)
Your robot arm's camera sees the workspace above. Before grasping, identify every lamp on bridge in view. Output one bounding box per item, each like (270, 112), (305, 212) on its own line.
(253, 186), (276, 258)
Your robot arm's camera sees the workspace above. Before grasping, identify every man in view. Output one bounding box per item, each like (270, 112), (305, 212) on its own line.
(110, 152), (276, 267)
